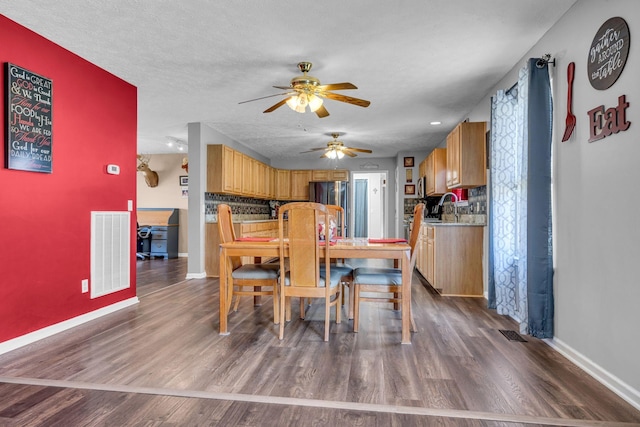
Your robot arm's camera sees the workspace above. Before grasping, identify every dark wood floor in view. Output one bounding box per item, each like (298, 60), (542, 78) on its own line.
(0, 258), (638, 426)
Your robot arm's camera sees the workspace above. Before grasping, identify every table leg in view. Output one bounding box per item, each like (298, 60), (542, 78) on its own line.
(219, 246), (229, 335)
(401, 249), (411, 344)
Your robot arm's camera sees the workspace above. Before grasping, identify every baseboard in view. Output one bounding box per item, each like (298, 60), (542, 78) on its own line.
(185, 272), (207, 279)
(0, 297), (139, 356)
(545, 337), (640, 411)
(178, 253), (188, 258)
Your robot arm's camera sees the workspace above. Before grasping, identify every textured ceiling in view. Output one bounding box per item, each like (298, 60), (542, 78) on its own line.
(0, 0), (576, 159)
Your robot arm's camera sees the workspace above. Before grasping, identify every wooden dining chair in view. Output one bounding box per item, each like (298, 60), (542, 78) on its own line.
(352, 203), (425, 333)
(322, 204), (355, 319)
(217, 204), (280, 324)
(278, 202), (342, 341)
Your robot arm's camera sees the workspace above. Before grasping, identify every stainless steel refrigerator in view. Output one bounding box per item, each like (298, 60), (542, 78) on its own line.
(309, 181), (349, 237)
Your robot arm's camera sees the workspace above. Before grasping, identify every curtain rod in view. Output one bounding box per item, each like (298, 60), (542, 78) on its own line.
(505, 54), (555, 95)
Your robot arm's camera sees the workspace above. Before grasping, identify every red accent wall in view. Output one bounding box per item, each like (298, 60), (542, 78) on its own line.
(0, 16), (137, 342)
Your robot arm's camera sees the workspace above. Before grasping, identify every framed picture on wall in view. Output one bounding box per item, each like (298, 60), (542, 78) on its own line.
(406, 168), (413, 183)
(179, 175), (188, 186)
(404, 184), (416, 195)
(403, 156), (414, 167)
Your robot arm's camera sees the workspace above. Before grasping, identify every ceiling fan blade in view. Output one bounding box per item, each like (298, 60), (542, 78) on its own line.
(345, 146), (373, 153)
(316, 82), (357, 91)
(320, 152), (330, 158)
(263, 97), (292, 113)
(342, 150), (357, 157)
(321, 92), (371, 108)
(315, 104), (330, 118)
(300, 147), (328, 153)
(239, 92), (293, 104)
(273, 85), (293, 90)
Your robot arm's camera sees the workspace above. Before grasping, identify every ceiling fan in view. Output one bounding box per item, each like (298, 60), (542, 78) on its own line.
(301, 133), (373, 159)
(239, 62), (371, 118)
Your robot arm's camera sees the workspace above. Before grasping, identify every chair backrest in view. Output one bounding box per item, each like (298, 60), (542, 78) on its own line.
(279, 202), (331, 288)
(408, 203), (425, 268)
(217, 204), (242, 270)
(325, 204), (345, 237)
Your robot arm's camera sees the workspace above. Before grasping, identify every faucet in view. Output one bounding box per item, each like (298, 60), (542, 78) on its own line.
(438, 192), (459, 222)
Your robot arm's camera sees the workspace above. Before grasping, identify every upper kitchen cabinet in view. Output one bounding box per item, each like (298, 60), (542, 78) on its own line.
(207, 145), (235, 193)
(425, 148), (447, 196)
(241, 154), (254, 196)
(290, 170), (312, 200)
(232, 149), (243, 194)
(446, 121), (487, 189)
(276, 169), (291, 200)
(311, 169), (350, 182)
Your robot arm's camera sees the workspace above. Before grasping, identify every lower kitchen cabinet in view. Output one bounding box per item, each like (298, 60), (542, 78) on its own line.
(420, 224), (483, 297)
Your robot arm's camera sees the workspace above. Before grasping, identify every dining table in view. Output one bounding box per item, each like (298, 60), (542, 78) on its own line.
(218, 237), (414, 344)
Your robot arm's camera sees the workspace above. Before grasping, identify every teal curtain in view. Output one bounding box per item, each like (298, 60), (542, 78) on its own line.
(489, 58), (554, 338)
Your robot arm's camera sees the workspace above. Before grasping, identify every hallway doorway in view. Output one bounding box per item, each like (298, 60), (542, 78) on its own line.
(351, 172), (387, 238)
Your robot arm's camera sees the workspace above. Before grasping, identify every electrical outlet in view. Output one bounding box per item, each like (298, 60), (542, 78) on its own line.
(82, 279), (89, 293)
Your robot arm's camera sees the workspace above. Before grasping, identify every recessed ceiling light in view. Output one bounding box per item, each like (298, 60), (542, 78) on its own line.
(430, 121), (441, 125)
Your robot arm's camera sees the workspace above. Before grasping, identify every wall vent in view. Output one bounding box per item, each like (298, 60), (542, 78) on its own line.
(91, 211), (131, 298)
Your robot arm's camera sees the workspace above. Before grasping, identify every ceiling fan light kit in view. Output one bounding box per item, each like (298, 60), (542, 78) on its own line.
(285, 92), (323, 113)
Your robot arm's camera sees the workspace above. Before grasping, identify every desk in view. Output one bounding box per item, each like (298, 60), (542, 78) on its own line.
(219, 239), (413, 344)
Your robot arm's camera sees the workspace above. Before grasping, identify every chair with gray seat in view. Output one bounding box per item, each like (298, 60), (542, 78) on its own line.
(278, 202), (342, 341)
(352, 203), (424, 333)
(217, 203), (280, 324)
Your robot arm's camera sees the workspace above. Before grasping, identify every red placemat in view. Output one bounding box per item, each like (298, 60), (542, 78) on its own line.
(368, 238), (408, 243)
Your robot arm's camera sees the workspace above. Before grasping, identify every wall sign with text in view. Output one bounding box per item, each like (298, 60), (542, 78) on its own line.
(5, 63), (53, 173)
(587, 17), (630, 90)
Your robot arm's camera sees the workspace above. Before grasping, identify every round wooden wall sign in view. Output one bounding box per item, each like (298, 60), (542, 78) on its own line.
(587, 17), (630, 90)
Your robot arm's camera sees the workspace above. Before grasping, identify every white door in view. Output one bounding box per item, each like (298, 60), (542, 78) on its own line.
(351, 172), (386, 238)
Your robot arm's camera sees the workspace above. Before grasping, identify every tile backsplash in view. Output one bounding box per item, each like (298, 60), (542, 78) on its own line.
(404, 186), (487, 225)
(205, 193), (271, 222)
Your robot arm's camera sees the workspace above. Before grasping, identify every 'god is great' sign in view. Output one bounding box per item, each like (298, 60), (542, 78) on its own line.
(587, 17), (630, 91)
(5, 63), (53, 173)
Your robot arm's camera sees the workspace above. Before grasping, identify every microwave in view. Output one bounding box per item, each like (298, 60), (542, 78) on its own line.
(417, 176), (426, 198)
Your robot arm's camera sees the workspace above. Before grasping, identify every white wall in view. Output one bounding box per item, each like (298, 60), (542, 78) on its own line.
(466, 0), (640, 408)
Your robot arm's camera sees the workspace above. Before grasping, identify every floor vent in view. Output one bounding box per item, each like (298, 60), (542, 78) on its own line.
(499, 329), (527, 342)
(91, 211), (131, 298)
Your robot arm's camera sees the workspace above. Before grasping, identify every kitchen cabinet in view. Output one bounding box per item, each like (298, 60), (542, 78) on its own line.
(446, 121), (487, 189)
(416, 225), (427, 275)
(276, 169), (291, 200)
(425, 148), (447, 196)
(290, 170), (312, 200)
(418, 158), (427, 179)
(207, 145), (236, 193)
(312, 169), (349, 182)
(420, 224), (483, 296)
(232, 150), (243, 194)
(253, 160), (266, 198)
(241, 154), (254, 196)
(208, 144), (348, 200)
